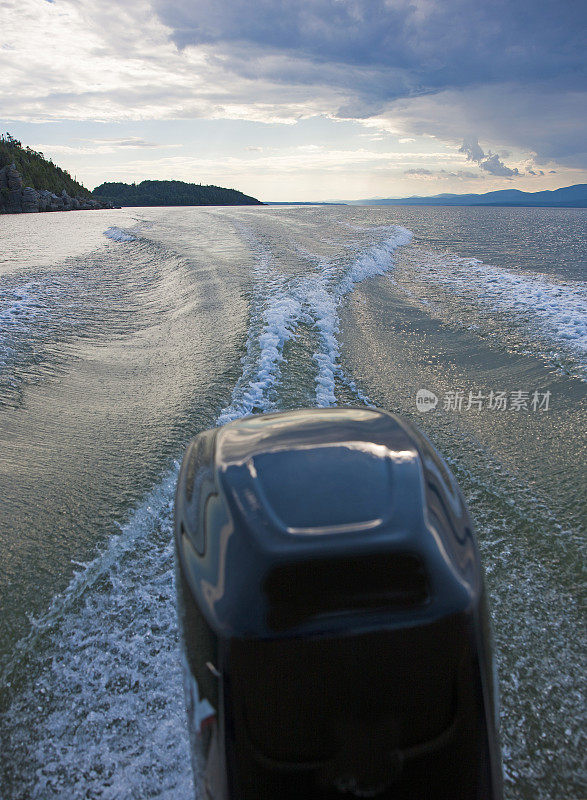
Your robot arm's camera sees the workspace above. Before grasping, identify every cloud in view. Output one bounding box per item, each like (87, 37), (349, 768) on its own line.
(404, 167), (482, 180)
(147, 0), (586, 167)
(80, 147), (466, 185)
(460, 138), (485, 163)
(459, 137), (519, 177)
(153, 0), (585, 93)
(29, 139), (181, 156)
(1, 0), (585, 175)
(479, 153), (519, 178)
(356, 83), (587, 168)
(88, 137), (166, 148)
(358, 132), (387, 141)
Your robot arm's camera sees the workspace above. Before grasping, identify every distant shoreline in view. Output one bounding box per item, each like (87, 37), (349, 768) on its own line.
(349, 183), (587, 208)
(350, 201), (587, 208)
(267, 201), (586, 208)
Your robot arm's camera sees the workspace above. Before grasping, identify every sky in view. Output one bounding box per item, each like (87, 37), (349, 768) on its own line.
(0, 0), (585, 201)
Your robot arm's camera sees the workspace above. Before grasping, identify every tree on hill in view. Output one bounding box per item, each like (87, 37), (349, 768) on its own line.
(0, 133), (91, 198)
(92, 179), (262, 206)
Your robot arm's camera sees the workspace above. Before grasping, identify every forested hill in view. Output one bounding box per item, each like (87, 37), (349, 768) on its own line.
(0, 133), (90, 198)
(92, 180), (263, 206)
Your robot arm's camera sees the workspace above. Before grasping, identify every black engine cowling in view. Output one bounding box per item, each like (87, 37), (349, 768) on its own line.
(174, 407), (503, 799)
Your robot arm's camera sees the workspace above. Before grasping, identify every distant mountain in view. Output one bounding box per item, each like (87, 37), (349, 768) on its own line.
(93, 180), (262, 207)
(266, 201), (347, 206)
(351, 184), (587, 207)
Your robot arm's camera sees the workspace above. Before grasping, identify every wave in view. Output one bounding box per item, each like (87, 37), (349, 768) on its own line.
(311, 225), (413, 406)
(337, 226), (413, 298)
(104, 227), (137, 243)
(0, 220), (413, 798)
(217, 223), (412, 413)
(0, 283), (47, 385)
(406, 248), (587, 357)
(216, 236), (302, 425)
(0, 469), (193, 799)
(0, 283), (45, 326)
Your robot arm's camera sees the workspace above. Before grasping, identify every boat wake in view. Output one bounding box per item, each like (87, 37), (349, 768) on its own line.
(219, 222), (411, 417)
(0, 221), (411, 799)
(104, 226), (138, 243)
(401, 247), (587, 369)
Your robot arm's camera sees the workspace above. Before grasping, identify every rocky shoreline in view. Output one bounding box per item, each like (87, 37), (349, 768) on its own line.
(0, 164), (117, 214)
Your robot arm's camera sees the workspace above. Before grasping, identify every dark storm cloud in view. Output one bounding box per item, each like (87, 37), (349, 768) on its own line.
(153, 0), (585, 93)
(390, 84), (587, 167)
(148, 0), (586, 165)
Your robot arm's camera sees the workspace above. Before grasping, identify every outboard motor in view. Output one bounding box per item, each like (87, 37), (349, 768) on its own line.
(174, 408), (502, 799)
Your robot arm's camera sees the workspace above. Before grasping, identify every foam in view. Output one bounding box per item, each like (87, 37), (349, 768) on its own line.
(405, 248), (587, 358)
(103, 227), (137, 243)
(217, 245), (302, 425)
(0, 221), (414, 798)
(0, 283), (47, 379)
(0, 283), (45, 326)
(0, 469), (194, 799)
(337, 226), (413, 298)
(311, 226), (413, 406)
(220, 225), (412, 410)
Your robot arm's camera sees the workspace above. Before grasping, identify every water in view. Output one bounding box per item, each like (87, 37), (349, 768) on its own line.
(0, 205), (585, 799)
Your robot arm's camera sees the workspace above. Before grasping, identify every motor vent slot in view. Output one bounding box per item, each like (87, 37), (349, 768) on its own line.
(264, 553), (428, 631)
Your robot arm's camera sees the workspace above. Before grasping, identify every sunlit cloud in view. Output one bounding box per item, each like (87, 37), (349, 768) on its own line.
(1, 0), (584, 197)
(404, 168), (483, 181)
(29, 139), (182, 156)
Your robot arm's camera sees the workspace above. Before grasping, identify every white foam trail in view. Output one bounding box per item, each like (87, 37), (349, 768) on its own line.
(337, 226), (413, 298)
(217, 249), (301, 425)
(0, 222), (413, 799)
(104, 227), (137, 243)
(1, 469), (193, 799)
(308, 226), (413, 406)
(406, 249), (587, 357)
(0, 283), (45, 326)
(307, 275), (339, 407)
(218, 223), (412, 412)
(0, 283), (47, 377)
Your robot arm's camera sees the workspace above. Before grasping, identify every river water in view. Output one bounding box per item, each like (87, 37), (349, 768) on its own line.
(0, 205), (585, 799)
